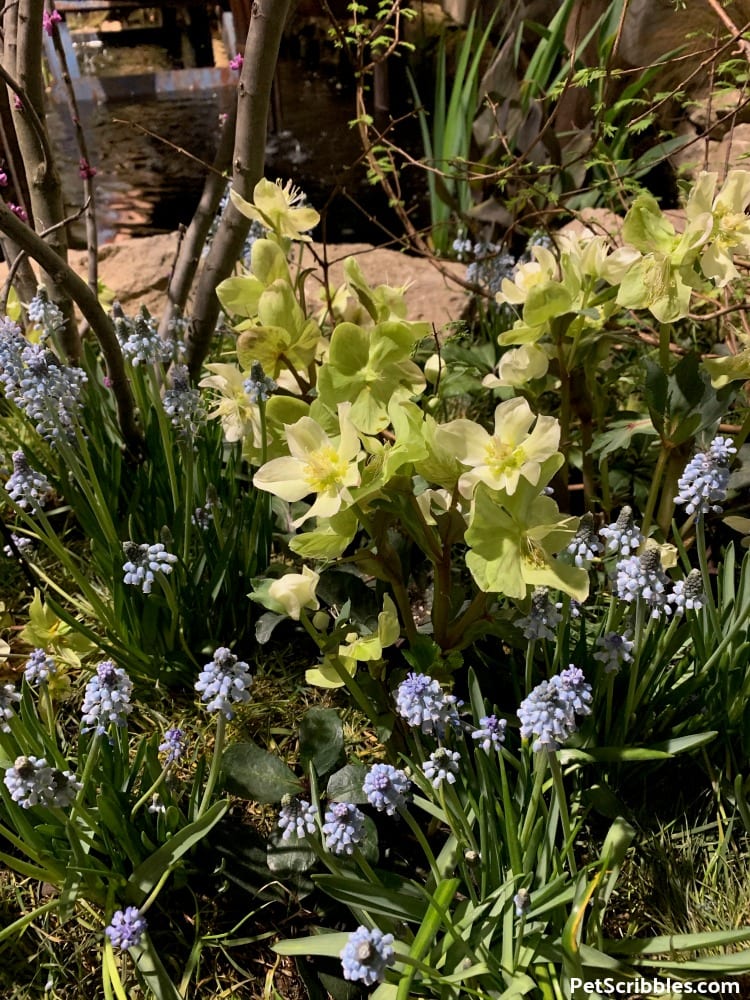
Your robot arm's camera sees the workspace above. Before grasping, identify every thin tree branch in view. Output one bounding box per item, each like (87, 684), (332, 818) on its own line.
(0, 199), (143, 458)
(183, 0), (292, 376)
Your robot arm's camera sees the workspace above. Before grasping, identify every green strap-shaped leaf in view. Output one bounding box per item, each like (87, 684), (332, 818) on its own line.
(127, 799), (227, 899)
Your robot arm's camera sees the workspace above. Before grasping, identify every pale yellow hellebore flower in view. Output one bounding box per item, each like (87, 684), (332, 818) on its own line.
(199, 363), (259, 443)
(482, 344), (549, 389)
(687, 169), (750, 287)
(436, 397), (560, 499)
(495, 245), (557, 306)
(253, 403), (363, 526)
(267, 566), (320, 620)
(230, 178), (320, 242)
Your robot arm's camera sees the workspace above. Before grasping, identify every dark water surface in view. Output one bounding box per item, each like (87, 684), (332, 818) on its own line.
(47, 59), (426, 246)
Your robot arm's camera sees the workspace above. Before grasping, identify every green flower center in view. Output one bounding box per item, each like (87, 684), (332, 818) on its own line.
(304, 446), (348, 492)
(485, 439), (526, 477)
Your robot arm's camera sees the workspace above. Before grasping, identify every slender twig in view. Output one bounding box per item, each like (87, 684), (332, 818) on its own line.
(157, 101), (237, 342)
(47, 0), (98, 298)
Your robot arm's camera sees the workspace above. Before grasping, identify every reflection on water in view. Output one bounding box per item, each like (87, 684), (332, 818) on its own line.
(46, 58), (426, 246)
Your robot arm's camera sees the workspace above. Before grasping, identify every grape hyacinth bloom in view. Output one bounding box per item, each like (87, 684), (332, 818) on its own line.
(3, 532), (34, 558)
(122, 542), (178, 594)
(599, 506), (642, 558)
(615, 548), (672, 618)
(322, 801), (365, 856)
(162, 364), (205, 436)
(2, 755), (77, 808)
(48, 767), (82, 807)
(567, 512), (603, 567)
(17, 343), (88, 440)
(243, 360), (277, 404)
(105, 907), (147, 950)
(471, 714), (507, 753)
(24, 648), (56, 686)
(115, 306), (173, 366)
(340, 926), (395, 986)
(593, 632), (634, 674)
(81, 661), (133, 734)
(516, 588), (562, 641)
(363, 763), (411, 815)
(0, 682), (20, 731)
(278, 794), (318, 840)
(158, 727), (186, 765)
(395, 672), (460, 736)
(6, 450), (53, 511)
(195, 647), (253, 719)
(674, 435), (737, 518)
(3, 755), (54, 807)
(518, 665), (592, 752)
(671, 569), (706, 614)
(423, 747), (461, 789)
(26, 289), (66, 337)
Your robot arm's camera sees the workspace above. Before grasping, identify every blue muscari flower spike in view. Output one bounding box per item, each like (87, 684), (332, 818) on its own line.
(322, 801), (365, 856)
(516, 588), (562, 641)
(159, 727), (186, 765)
(6, 450), (53, 511)
(395, 672), (460, 736)
(471, 714), (507, 753)
(24, 648), (56, 686)
(363, 763), (411, 815)
(2, 755), (80, 809)
(162, 364), (205, 436)
(244, 360), (277, 404)
(615, 548), (672, 618)
(340, 925), (395, 986)
(567, 512), (602, 567)
(194, 647), (253, 719)
(423, 747), (461, 788)
(122, 541), (178, 594)
(4, 755), (54, 807)
(115, 305), (174, 366)
(674, 435), (736, 518)
(593, 632), (634, 674)
(81, 660), (133, 734)
(599, 506), (642, 558)
(0, 682), (20, 732)
(105, 907), (147, 950)
(278, 794), (318, 840)
(518, 665), (592, 752)
(27, 288), (65, 337)
(670, 569), (705, 614)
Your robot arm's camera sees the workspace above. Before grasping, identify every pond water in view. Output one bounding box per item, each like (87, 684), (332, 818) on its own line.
(47, 58), (427, 246)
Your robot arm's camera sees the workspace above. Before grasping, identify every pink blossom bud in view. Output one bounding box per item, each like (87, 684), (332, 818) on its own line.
(229, 53), (244, 70)
(42, 9), (62, 35)
(9, 203), (27, 222)
(78, 158), (97, 180)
